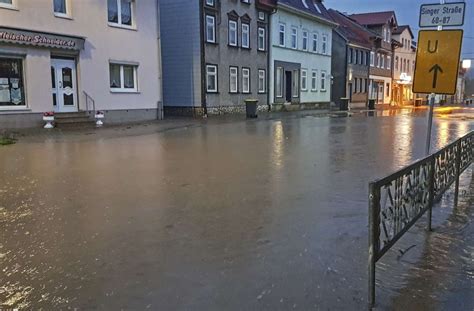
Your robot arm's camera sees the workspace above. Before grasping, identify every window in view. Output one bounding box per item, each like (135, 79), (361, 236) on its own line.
(407, 61), (410, 73)
(292, 70), (299, 97)
(229, 20), (238, 46)
(206, 65), (218, 93)
(276, 67), (283, 97)
(290, 27), (297, 49)
(322, 35), (328, 54)
(302, 31), (308, 51)
(53, 0), (68, 16)
(205, 0), (214, 6)
(387, 56), (391, 70)
(109, 63), (138, 92)
(242, 68), (250, 93)
(258, 69), (266, 93)
(370, 51), (375, 67)
(258, 27), (265, 51)
(258, 11), (265, 21)
(320, 71), (326, 91)
(206, 15), (216, 43)
(312, 33), (318, 52)
(381, 55), (385, 69)
(354, 78), (358, 94)
(229, 66), (238, 93)
(311, 70), (318, 91)
(365, 52), (370, 65)
(349, 48), (353, 64)
(377, 53), (381, 68)
(395, 56), (399, 70)
(358, 78), (363, 93)
(279, 23), (285, 47)
(301, 69), (307, 91)
(241, 23), (250, 48)
(0, 0), (15, 9)
(108, 0), (133, 27)
(355, 50), (359, 65)
(386, 83), (390, 96)
(0, 57), (25, 108)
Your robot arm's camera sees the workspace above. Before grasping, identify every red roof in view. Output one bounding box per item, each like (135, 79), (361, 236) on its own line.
(350, 11), (397, 27)
(256, 0), (277, 10)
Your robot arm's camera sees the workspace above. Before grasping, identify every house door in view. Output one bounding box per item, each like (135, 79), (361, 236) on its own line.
(285, 71), (292, 102)
(51, 58), (78, 113)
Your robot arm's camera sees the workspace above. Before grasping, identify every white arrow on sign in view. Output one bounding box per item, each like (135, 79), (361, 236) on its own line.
(419, 2), (466, 28)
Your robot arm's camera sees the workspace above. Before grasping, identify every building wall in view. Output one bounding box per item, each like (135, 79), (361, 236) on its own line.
(392, 29), (415, 81)
(347, 45), (370, 107)
(204, 0), (269, 112)
(0, 0), (161, 116)
(270, 8), (333, 105)
(160, 0), (202, 110)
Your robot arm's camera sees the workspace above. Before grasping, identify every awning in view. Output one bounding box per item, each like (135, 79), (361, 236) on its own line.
(0, 26), (85, 51)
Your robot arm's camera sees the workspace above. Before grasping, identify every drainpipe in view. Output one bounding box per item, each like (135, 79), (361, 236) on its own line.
(199, 0), (208, 117)
(156, 0), (164, 120)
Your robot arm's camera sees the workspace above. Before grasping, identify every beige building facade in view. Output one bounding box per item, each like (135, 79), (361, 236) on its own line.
(392, 25), (415, 106)
(0, 0), (162, 128)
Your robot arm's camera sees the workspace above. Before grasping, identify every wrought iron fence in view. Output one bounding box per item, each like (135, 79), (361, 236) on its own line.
(368, 131), (473, 309)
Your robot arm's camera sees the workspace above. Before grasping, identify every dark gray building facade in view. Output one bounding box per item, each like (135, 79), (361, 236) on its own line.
(160, 0), (275, 116)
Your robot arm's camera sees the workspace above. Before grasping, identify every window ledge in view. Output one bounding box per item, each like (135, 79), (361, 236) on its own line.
(321, 90), (327, 92)
(206, 41), (218, 45)
(108, 22), (137, 31)
(0, 4), (18, 11)
(0, 107), (30, 112)
(206, 91), (219, 94)
(54, 12), (73, 20)
(110, 89), (140, 94)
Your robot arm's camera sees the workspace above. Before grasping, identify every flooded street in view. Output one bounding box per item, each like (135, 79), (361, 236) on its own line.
(1, 109), (473, 310)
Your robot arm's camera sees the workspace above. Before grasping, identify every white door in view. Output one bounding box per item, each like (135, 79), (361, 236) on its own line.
(51, 58), (78, 113)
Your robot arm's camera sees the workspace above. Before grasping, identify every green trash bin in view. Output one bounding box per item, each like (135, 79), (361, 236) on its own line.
(245, 99), (258, 118)
(368, 99), (376, 110)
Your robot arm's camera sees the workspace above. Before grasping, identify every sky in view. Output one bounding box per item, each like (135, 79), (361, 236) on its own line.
(324, 0), (474, 61)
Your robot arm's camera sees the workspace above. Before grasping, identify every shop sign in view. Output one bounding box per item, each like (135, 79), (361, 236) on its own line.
(0, 27), (84, 50)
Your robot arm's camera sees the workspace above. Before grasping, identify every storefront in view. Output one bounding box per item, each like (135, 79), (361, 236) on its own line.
(0, 27), (85, 127)
(369, 75), (392, 105)
(392, 73), (413, 106)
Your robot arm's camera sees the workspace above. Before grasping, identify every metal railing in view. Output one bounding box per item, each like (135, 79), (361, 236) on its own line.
(83, 91), (96, 116)
(368, 131), (473, 308)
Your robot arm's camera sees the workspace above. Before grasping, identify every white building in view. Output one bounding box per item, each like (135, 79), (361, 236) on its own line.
(269, 0), (337, 110)
(392, 25), (415, 105)
(0, 0), (162, 128)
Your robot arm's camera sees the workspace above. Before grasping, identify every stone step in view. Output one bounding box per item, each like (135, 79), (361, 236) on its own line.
(55, 111), (91, 119)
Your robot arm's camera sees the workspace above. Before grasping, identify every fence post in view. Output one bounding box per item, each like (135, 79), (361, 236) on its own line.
(454, 140), (462, 207)
(427, 156), (435, 231)
(368, 182), (380, 309)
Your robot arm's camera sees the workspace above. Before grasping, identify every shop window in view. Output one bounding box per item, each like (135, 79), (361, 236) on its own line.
(109, 63), (138, 92)
(276, 67), (283, 97)
(0, 57), (25, 108)
(108, 0), (134, 28)
(301, 69), (307, 91)
(292, 70), (299, 97)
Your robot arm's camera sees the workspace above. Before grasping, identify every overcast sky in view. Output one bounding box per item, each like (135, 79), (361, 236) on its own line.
(324, 0), (474, 60)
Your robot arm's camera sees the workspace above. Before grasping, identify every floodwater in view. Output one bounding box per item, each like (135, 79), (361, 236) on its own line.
(0, 109), (473, 310)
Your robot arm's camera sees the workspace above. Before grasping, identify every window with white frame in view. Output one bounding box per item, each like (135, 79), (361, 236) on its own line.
(206, 15), (216, 43)
(108, 0), (134, 27)
(322, 34), (328, 54)
(370, 51), (375, 67)
(206, 64), (218, 93)
(387, 56), (391, 70)
(278, 24), (285, 47)
(355, 50), (359, 64)
(205, 0), (215, 6)
(311, 70), (318, 91)
(242, 23), (250, 48)
(312, 33), (318, 52)
(258, 27), (265, 51)
(349, 48), (353, 64)
(0, 57), (26, 108)
(276, 67), (283, 97)
(355, 78), (358, 93)
(53, 0), (69, 16)
(302, 31), (308, 51)
(377, 53), (381, 68)
(381, 54), (385, 69)
(258, 11), (265, 21)
(229, 20), (238, 46)
(290, 27), (297, 49)
(258, 69), (266, 93)
(0, 0), (16, 9)
(320, 71), (326, 91)
(229, 66), (238, 93)
(242, 68), (250, 93)
(292, 70), (299, 97)
(301, 69), (307, 91)
(109, 63), (138, 92)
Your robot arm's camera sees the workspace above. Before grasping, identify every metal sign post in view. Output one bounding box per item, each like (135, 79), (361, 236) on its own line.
(414, 0), (464, 156)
